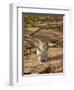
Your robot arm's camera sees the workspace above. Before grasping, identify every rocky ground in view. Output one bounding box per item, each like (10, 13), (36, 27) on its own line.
(23, 15), (63, 75)
(24, 47), (63, 74)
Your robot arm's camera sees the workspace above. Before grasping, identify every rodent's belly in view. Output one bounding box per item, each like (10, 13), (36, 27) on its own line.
(37, 49), (48, 56)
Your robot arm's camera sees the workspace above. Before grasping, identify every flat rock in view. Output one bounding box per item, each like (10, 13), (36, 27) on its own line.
(32, 63), (50, 74)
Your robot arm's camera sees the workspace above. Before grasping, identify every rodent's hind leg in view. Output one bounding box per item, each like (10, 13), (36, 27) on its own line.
(37, 56), (42, 64)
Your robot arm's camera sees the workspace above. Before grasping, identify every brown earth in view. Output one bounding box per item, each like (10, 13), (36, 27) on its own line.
(24, 47), (63, 74)
(23, 15), (63, 75)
